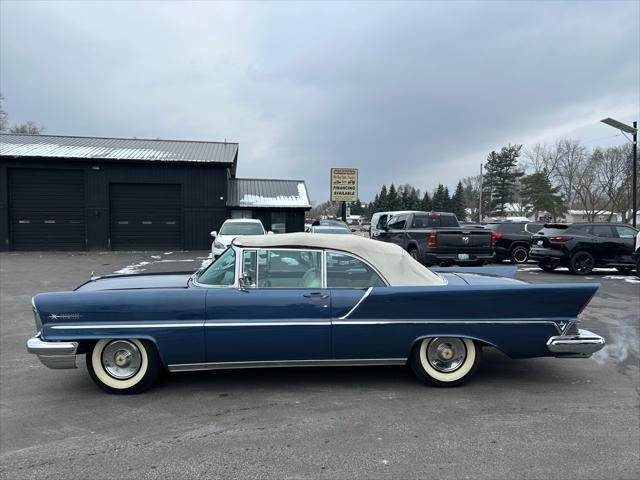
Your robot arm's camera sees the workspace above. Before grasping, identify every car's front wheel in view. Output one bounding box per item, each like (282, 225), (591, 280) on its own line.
(86, 339), (161, 394)
(410, 337), (481, 387)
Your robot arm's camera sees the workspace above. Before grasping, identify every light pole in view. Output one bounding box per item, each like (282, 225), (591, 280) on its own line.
(600, 117), (638, 227)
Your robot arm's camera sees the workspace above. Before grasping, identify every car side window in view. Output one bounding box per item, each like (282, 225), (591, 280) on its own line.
(377, 215), (388, 229)
(440, 215), (458, 227)
(387, 214), (407, 230)
(198, 248), (236, 286)
(615, 226), (637, 239)
(591, 225), (613, 238)
(326, 252), (386, 288)
(411, 215), (428, 228)
(257, 249), (322, 288)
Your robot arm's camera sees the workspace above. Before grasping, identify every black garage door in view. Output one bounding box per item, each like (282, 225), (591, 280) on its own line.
(9, 169), (86, 250)
(109, 183), (182, 250)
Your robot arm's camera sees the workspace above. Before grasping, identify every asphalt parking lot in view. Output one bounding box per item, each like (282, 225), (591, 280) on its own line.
(1, 251), (639, 479)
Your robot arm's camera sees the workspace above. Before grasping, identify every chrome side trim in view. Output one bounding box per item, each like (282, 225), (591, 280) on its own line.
(50, 323), (204, 330)
(168, 358), (407, 372)
(338, 287), (373, 320)
(205, 321), (331, 327)
(547, 328), (605, 357)
(334, 319), (564, 333)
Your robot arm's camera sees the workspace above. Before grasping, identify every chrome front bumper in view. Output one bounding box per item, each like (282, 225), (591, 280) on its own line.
(26, 334), (78, 369)
(547, 329), (605, 358)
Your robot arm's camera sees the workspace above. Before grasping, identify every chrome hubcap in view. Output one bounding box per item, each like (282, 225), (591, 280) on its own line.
(426, 337), (466, 373)
(102, 340), (142, 379)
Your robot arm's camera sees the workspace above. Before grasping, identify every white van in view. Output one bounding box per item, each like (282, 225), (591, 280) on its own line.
(369, 210), (422, 238)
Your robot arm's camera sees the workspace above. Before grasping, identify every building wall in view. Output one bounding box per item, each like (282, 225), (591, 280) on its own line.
(0, 157), (231, 251)
(233, 208), (306, 233)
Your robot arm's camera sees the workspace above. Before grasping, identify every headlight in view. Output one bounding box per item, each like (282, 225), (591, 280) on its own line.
(32, 297), (42, 331)
(214, 240), (225, 249)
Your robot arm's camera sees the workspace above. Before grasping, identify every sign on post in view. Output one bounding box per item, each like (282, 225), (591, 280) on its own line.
(330, 168), (358, 202)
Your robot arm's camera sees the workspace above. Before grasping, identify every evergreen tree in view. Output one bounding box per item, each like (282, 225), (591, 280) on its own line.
(442, 186), (451, 212)
(387, 184), (401, 210)
(408, 186), (421, 210)
(520, 170), (565, 220)
(421, 191), (432, 211)
(378, 185), (388, 211)
(451, 181), (467, 220)
(400, 185), (411, 210)
(483, 144), (524, 216)
(350, 198), (364, 215)
(432, 184), (446, 211)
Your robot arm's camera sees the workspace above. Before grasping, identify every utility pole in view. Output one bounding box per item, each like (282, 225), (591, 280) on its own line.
(341, 201), (347, 222)
(479, 163), (483, 223)
(600, 118), (638, 227)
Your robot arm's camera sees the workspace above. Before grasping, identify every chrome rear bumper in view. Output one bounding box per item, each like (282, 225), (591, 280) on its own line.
(26, 334), (78, 369)
(547, 329), (605, 358)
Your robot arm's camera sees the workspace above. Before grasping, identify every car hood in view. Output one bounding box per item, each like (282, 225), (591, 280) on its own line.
(76, 273), (193, 291)
(214, 235), (236, 247)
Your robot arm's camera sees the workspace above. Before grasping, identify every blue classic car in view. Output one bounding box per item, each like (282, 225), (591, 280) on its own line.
(27, 233), (605, 394)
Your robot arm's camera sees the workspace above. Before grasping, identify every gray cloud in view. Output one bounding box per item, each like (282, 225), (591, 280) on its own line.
(1, 1), (638, 202)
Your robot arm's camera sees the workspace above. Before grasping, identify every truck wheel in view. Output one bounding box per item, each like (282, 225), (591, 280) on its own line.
(408, 248), (420, 262)
(510, 246), (529, 264)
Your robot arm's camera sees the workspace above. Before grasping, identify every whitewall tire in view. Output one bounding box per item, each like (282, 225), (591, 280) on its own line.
(410, 337), (481, 387)
(86, 339), (161, 394)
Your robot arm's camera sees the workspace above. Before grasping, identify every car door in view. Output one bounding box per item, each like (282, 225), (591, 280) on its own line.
(385, 214), (409, 247)
(327, 251), (396, 359)
(203, 248), (331, 363)
(613, 225), (638, 264)
(374, 214), (390, 240)
(588, 225), (617, 264)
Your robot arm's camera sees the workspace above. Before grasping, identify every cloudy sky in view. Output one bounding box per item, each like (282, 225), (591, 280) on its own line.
(1, 1), (638, 202)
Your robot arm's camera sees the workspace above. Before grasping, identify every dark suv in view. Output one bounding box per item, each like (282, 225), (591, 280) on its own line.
(529, 222), (638, 275)
(484, 222), (543, 264)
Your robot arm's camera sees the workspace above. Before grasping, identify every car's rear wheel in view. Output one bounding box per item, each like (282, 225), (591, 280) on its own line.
(86, 339), (161, 394)
(510, 245), (529, 264)
(538, 261), (557, 272)
(410, 337), (481, 387)
(569, 251), (595, 275)
(408, 247), (420, 262)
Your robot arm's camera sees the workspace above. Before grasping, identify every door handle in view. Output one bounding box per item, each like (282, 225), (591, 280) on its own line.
(303, 292), (329, 299)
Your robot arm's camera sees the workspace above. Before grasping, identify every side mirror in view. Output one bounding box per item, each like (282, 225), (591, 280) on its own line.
(267, 231), (274, 235)
(210, 231), (217, 238)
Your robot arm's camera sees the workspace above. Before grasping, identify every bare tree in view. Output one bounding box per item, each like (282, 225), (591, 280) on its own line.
(0, 94), (8, 132)
(554, 139), (587, 209)
(574, 149), (608, 221)
(10, 121), (45, 134)
(596, 144), (634, 222)
(523, 143), (561, 178)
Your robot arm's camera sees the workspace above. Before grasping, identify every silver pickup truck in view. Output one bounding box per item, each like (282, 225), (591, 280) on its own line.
(375, 211), (495, 266)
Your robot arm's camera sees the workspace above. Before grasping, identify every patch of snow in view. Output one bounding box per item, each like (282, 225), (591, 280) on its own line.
(163, 252), (174, 255)
(237, 183), (310, 208)
(113, 261), (149, 275)
(624, 277), (640, 284)
(602, 275), (628, 280)
(150, 255), (161, 259)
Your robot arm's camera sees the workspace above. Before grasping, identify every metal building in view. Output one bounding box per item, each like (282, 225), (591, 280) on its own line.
(0, 134), (311, 251)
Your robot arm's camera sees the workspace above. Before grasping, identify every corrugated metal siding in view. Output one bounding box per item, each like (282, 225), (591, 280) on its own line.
(0, 134), (238, 164)
(227, 178), (311, 208)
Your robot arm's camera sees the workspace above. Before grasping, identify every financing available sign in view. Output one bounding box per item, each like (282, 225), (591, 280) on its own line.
(330, 168), (358, 202)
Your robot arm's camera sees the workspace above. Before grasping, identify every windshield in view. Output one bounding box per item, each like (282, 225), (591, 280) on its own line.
(219, 222), (264, 236)
(197, 248), (236, 285)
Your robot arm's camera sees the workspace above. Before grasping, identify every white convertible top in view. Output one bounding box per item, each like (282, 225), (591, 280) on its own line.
(232, 232), (445, 286)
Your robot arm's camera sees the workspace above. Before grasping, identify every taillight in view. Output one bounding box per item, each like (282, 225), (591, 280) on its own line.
(549, 236), (573, 243)
(428, 231), (437, 248)
(490, 232), (498, 248)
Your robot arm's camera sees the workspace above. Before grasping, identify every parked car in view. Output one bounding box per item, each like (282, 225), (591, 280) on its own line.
(484, 221), (543, 264)
(211, 219), (269, 258)
(529, 222), (638, 275)
(376, 211), (495, 266)
(310, 225), (352, 234)
(27, 233), (604, 393)
(369, 210), (422, 238)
